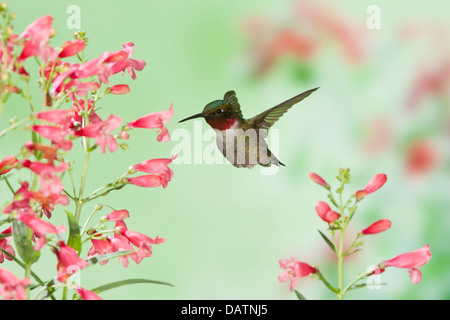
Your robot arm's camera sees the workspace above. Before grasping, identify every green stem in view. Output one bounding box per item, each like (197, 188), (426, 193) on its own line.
(342, 271), (372, 295)
(337, 230), (345, 300)
(24, 261), (31, 299)
(74, 145), (90, 222)
(0, 115), (33, 139)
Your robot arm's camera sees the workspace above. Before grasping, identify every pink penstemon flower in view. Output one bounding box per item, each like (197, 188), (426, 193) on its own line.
(361, 219), (391, 235)
(0, 155), (18, 175)
(126, 103), (174, 142)
(109, 84), (130, 95)
(76, 286), (102, 300)
(75, 114), (122, 153)
(278, 257), (316, 292)
(378, 245), (432, 284)
(58, 39), (85, 58)
(131, 155), (176, 188)
(2, 182), (35, 216)
(53, 241), (88, 283)
(0, 227), (15, 263)
(16, 214), (66, 251)
(355, 173), (387, 201)
(309, 172), (330, 189)
(315, 201), (340, 224)
(0, 268), (30, 300)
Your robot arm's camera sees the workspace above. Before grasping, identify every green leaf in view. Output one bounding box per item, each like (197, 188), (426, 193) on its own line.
(318, 229), (336, 253)
(294, 289), (307, 300)
(90, 278), (174, 295)
(12, 220), (40, 265)
(65, 211), (82, 254)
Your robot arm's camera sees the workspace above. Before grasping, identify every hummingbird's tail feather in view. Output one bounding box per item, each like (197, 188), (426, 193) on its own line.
(278, 161), (285, 166)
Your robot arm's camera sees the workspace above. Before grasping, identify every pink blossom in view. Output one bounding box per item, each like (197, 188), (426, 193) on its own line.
(114, 221), (165, 265)
(58, 40), (85, 58)
(21, 160), (68, 197)
(76, 286), (102, 300)
(109, 84), (130, 95)
(19, 15), (53, 42)
(87, 237), (114, 265)
(132, 155), (176, 188)
(127, 175), (162, 188)
(278, 257), (316, 291)
(315, 201), (340, 223)
(0, 268), (30, 300)
(17, 214), (65, 251)
(309, 172), (330, 189)
(0, 228), (15, 263)
(379, 245), (432, 284)
(361, 219), (391, 235)
(105, 209), (130, 221)
(37, 109), (74, 127)
(75, 114), (121, 153)
(2, 182), (35, 215)
(54, 241), (88, 283)
(109, 42), (146, 79)
(32, 125), (73, 151)
(126, 103), (174, 142)
(18, 15), (56, 62)
(0, 155), (18, 175)
(355, 173), (387, 201)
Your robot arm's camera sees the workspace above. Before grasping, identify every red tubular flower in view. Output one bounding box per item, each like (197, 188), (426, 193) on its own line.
(58, 40), (85, 58)
(126, 103), (174, 142)
(315, 201), (340, 223)
(17, 214), (66, 251)
(37, 109), (74, 127)
(76, 286), (102, 300)
(278, 257), (316, 291)
(0, 155), (18, 175)
(361, 219), (391, 235)
(0, 228), (15, 263)
(75, 114), (121, 153)
(2, 182), (35, 215)
(109, 84), (130, 95)
(132, 155), (176, 188)
(110, 42), (146, 79)
(0, 268), (30, 300)
(105, 209), (130, 221)
(18, 15), (56, 62)
(53, 241), (88, 283)
(87, 238), (114, 265)
(114, 221), (165, 265)
(309, 172), (330, 189)
(379, 245), (431, 284)
(127, 175), (162, 188)
(32, 125), (73, 151)
(355, 173), (387, 201)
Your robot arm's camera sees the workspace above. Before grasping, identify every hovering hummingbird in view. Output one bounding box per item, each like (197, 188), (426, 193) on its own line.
(179, 87), (319, 168)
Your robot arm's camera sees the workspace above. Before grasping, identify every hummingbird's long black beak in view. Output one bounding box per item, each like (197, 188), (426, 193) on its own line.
(178, 113), (205, 123)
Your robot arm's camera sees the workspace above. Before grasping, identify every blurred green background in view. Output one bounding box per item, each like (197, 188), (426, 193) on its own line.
(1, 0), (450, 299)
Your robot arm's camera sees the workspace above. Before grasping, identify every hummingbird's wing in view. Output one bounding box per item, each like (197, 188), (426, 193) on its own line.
(247, 87), (319, 131)
(223, 90), (244, 119)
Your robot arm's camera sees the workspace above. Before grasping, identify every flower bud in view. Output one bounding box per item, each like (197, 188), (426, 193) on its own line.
(309, 172), (330, 190)
(361, 219), (391, 235)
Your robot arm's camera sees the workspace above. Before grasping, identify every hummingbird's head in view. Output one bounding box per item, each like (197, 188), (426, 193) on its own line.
(179, 98), (237, 130)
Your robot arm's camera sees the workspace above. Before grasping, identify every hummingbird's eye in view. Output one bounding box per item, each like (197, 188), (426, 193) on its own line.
(215, 109), (222, 115)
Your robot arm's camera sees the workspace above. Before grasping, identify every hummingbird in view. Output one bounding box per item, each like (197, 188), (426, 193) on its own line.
(179, 87), (319, 168)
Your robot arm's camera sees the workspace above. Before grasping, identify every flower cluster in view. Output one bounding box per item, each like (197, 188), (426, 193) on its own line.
(279, 168), (431, 299)
(0, 6), (174, 300)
